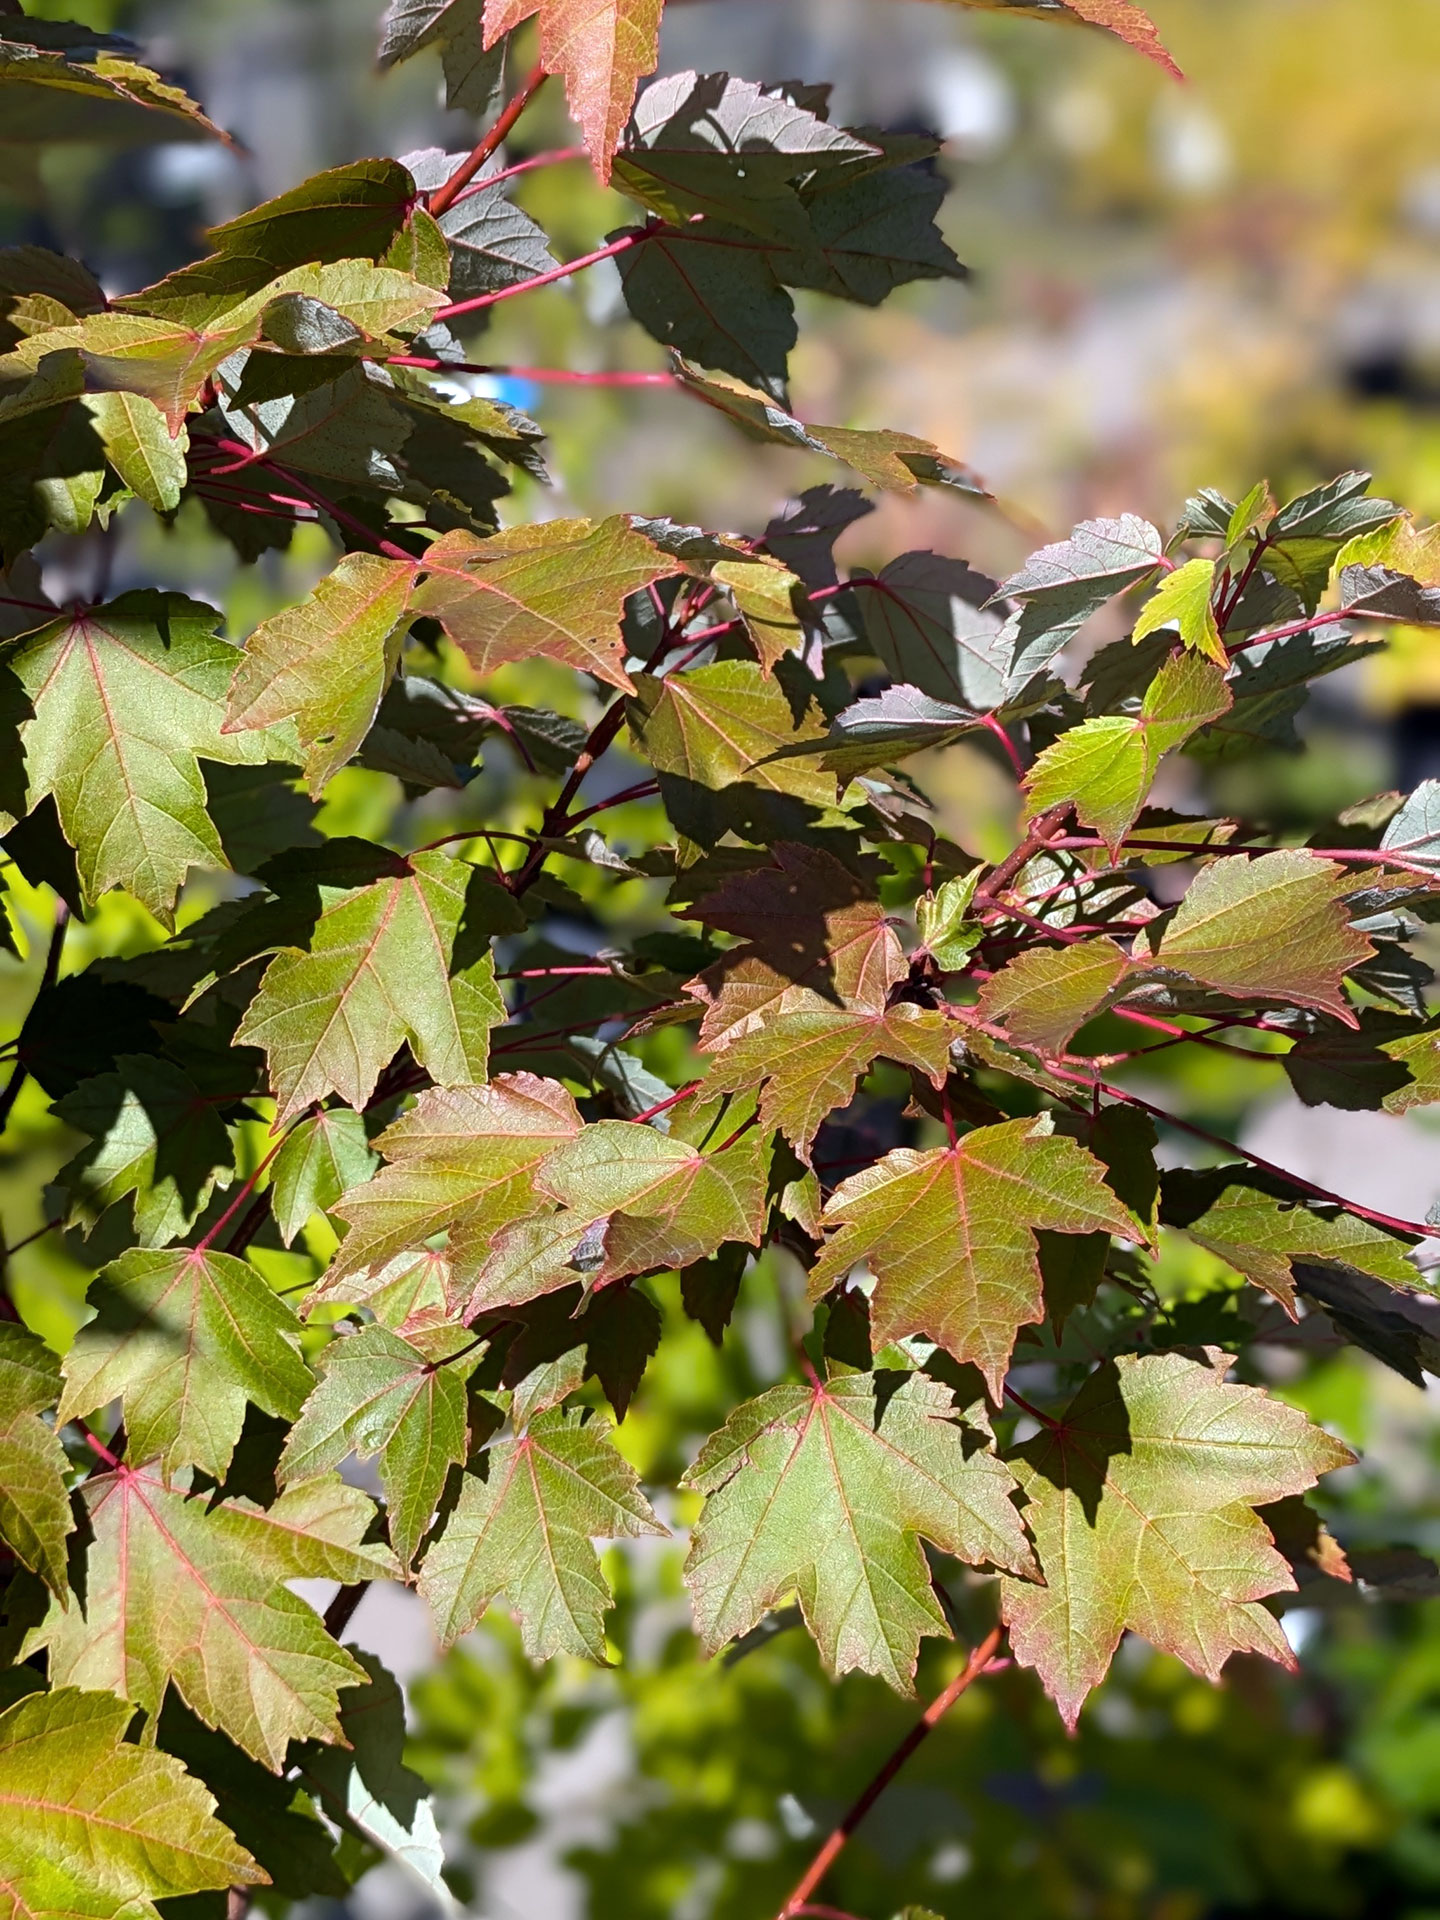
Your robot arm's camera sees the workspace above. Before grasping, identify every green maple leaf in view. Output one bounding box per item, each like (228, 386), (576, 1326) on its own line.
(58, 1248), (314, 1481)
(1025, 651), (1232, 855)
(83, 390), (188, 511)
(331, 1073), (583, 1282)
(0, 1687), (264, 1919)
(700, 1002), (954, 1160)
(1, 593), (275, 922)
(28, 1467), (396, 1768)
(280, 1323), (469, 1568)
(536, 1107), (770, 1282)
(54, 1055), (236, 1248)
(0, 1322), (74, 1596)
(1160, 1166), (1419, 1314)
(235, 850), (505, 1124)
(630, 662), (838, 848)
(271, 1105), (377, 1245)
(809, 1116), (1145, 1395)
(1380, 1023), (1440, 1112)
(419, 1407), (666, 1655)
(977, 938), (1131, 1054)
(1001, 1350), (1354, 1729)
(1130, 557), (1227, 665)
(683, 1370), (1036, 1692)
(224, 554), (416, 794)
(1153, 849), (1373, 1020)
(412, 517), (671, 693)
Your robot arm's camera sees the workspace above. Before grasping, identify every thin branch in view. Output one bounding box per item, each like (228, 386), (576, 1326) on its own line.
(193, 1130), (292, 1257)
(427, 62), (549, 219)
(464, 144), (585, 194)
(776, 1627), (1005, 1920)
(323, 1583), (368, 1640)
(435, 227), (654, 323)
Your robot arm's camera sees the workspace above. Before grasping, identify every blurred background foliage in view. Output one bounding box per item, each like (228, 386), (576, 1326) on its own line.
(2, 2), (1439, 1916)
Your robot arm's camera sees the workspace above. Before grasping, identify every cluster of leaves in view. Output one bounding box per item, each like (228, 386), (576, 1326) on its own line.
(0, 0), (1437, 1913)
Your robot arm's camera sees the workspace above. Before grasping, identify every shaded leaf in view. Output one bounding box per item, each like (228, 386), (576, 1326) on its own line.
(54, 1055), (236, 1248)
(996, 514), (1163, 688)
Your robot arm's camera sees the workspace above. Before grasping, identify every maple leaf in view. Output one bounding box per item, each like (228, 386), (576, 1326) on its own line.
(0, 1687), (264, 1919)
(1160, 1167), (1419, 1315)
(235, 850), (506, 1123)
(412, 517), (669, 692)
(536, 1107), (770, 1283)
(683, 1370), (1036, 1693)
(1024, 652), (1233, 855)
(995, 514), (1165, 688)
(83, 391), (188, 512)
(809, 1116), (1145, 1395)
(280, 1323), (469, 1568)
(712, 558), (808, 674)
(28, 1467), (395, 1768)
(224, 554), (415, 794)
(54, 1055), (236, 1248)
(1001, 1351), (1354, 1729)
(700, 1002), (954, 1161)
(1, 593), (274, 923)
(629, 659), (837, 849)
(58, 1248), (314, 1481)
(935, 0), (1180, 78)
(977, 938), (1132, 1054)
(419, 1406), (666, 1655)
(1131, 558), (1227, 665)
(0, 1321), (74, 1596)
(1153, 849), (1373, 1021)
(271, 1105), (377, 1245)
(330, 1073), (582, 1281)
(483, 0), (661, 180)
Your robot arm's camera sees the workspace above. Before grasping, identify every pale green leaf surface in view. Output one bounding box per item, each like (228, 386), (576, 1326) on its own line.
(225, 554), (415, 794)
(272, 1105), (378, 1245)
(977, 939), (1131, 1053)
(419, 1407), (665, 1655)
(235, 851), (506, 1123)
(2, 593), (272, 922)
(1154, 849), (1373, 1021)
(684, 1371), (1035, 1693)
(0, 1322), (73, 1596)
(82, 391), (187, 511)
(1130, 557), (1225, 664)
(331, 1074), (582, 1281)
(58, 1248), (313, 1481)
(1001, 1351), (1354, 1728)
(809, 1116), (1144, 1395)
(281, 1323), (467, 1567)
(0, 1688), (262, 1920)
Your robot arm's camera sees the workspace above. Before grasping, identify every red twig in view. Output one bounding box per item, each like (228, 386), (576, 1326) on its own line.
(628, 1081), (703, 1125)
(427, 63), (549, 219)
(436, 228), (653, 323)
(465, 144), (585, 194)
(389, 357), (675, 387)
(776, 1627), (1005, 1920)
(192, 1131), (292, 1257)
